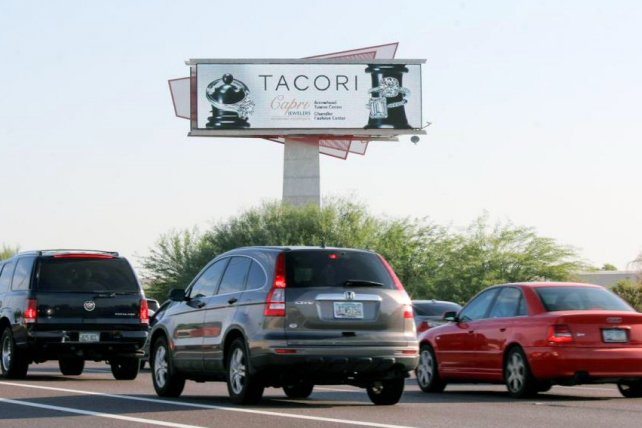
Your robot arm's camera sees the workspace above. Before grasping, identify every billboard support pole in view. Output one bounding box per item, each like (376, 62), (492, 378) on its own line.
(282, 137), (320, 207)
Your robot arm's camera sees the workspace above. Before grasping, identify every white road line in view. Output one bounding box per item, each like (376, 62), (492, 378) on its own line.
(0, 397), (207, 428)
(560, 386), (616, 392)
(0, 382), (420, 428)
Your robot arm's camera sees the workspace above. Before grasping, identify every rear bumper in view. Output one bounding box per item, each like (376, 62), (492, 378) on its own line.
(250, 345), (419, 384)
(526, 346), (642, 382)
(23, 329), (148, 361)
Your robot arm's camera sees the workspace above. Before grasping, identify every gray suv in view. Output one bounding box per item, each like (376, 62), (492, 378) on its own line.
(148, 246), (419, 405)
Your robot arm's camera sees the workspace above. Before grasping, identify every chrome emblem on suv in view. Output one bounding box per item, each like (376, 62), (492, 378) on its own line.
(607, 317), (622, 324)
(344, 291), (356, 300)
(83, 301), (96, 311)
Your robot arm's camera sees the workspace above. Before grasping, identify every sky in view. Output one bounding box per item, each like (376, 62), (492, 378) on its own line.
(1, 0), (641, 273)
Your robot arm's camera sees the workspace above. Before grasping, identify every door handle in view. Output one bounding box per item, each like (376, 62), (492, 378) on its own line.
(499, 328), (507, 332)
(196, 301), (206, 309)
(468, 330), (475, 334)
(228, 298), (238, 305)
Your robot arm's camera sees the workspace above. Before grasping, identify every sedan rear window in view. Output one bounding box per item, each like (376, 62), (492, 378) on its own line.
(535, 286), (633, 312)
(36, 258), (139, 292)
(285, 250), (394, 289)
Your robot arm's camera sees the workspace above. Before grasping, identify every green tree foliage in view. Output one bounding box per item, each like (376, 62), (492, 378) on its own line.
(0, 244), (20, 261)
(141, 199), (584, 304)
(601, 263), (618, 271)
(611, 279), (642, 312)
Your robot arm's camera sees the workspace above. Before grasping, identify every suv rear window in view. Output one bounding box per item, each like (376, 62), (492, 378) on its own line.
(285, 250), (394, 289)
(535, 286), (633, 312)
(36, 257), (139, 293)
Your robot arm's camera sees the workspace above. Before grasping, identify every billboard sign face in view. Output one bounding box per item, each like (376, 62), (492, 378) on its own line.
(190, 59), (425, 136)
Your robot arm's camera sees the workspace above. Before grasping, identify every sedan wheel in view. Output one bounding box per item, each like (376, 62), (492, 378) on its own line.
(505, 347), (537, 398)
(416, 344), (446, 393)
(618, 381), (642, 398)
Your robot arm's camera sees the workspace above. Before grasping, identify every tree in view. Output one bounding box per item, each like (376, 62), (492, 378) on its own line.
(601, 263), (618, 271)
(0, 244), (20, 261)
(611, 280), (642, 312)
(140, 200), (585, 304)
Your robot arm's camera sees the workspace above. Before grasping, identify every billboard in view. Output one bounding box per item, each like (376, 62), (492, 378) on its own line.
(189, 59), (425, 136)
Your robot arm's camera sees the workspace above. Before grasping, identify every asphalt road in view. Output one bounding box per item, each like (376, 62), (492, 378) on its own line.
(0, 362), (640, 428)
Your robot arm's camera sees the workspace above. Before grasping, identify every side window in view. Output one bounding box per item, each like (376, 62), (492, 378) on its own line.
(189, 259), (229, 299)
(516, 294), (528, 316)
(12, 258), (35, 291)
(0, 261), (16, 293)
(217, 257), (252, 295)
(488, 287), (522, 318)
(245, 261), (267, 290)
(459, 288), (499, 322)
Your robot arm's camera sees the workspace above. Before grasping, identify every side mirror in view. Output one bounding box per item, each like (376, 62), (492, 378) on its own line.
(443, 311), (458, 322)
(169, 288), (186, 302)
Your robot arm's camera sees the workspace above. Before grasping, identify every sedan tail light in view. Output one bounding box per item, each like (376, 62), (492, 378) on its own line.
(417, 321), (430, 333)
(547, 324), (574, 345)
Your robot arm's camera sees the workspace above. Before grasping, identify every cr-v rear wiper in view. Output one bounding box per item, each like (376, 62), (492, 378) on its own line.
(344, 280), (384, 287)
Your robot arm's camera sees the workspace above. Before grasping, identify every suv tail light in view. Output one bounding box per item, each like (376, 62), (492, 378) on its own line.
(403, 304), (414, 319)
(547, 324), (574, 344)
(417, 321), (430, 332)
(377, 254), (408, 294)
(24, 299), (37, 323)
(264, 253), (286, 317)
(139, 299), (149, 324)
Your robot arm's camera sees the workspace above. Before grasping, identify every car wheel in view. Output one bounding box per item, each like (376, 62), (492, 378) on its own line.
(110, 357), (139, 380)
(59, 358), (85, 376)
(366, 378), (405, 405)
(283, 381), (314, 399)
(226, 338), (264, 405)
(1, 328), (29, 379)
(504, 346), (537, 398)
(618, 381), (642, 398)
(416, 344), (446, 393)
(151, 336), (185, 397)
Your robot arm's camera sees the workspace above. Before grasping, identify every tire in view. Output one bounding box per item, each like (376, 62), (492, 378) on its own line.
(226, 338), (264, 405)
(504, 346), (538, 398)
(1, 328), (29, 379)
(618, 381), (642, 398)
(366, 378), (405, 405)
(110, 357), (139, 380)
(140, 360), (146, 370)
(151, 336), (185, 397)
(59, 358), (85, 376)
(283, 381), (314, 399)
(416, 344), (446, 393)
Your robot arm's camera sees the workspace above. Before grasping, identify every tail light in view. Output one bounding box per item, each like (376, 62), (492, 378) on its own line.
(417, 321), (430, 332)
(24, 299), (37, 323)
(403, 304), (414, 319)
(264, 253), (286, 316)
(139, 299), (149, 324)
(377, 254), (406, 293)
(547, 324), (574, 344)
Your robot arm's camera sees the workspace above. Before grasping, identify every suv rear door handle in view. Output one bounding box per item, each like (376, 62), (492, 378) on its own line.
(228, 298), (238, 305)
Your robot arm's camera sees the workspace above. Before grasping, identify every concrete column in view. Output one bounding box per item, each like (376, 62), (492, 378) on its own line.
(282, 137), (320, 207)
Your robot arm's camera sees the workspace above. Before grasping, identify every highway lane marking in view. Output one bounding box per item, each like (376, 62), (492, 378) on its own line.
(0, 397), (207, 428)
(0, 382), (421, 428)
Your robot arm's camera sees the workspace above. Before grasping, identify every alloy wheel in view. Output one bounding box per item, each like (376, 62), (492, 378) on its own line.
(1, 336), (11, 371)
(154, 345), (168, 388)
(506, 352), (526, 393)
(229, 347), (246, 395)
(417, 348), (433, 388)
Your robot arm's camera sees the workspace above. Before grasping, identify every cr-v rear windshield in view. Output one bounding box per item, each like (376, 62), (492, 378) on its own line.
(535, 286), (633, 312)
(36, 257), (139, 292)
(285, 250), (395, 289)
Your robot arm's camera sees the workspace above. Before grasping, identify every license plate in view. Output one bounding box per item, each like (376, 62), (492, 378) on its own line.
(333, 302), (363, 319)
(602, 329), (627, 343)
(79, 332), (100, 343)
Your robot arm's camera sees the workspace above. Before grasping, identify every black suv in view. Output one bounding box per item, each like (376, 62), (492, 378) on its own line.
(0, 250), (149, 380)
(148, 246), (419, 405)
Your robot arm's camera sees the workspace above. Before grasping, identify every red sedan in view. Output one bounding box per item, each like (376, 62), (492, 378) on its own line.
(416, 282), (642, 398)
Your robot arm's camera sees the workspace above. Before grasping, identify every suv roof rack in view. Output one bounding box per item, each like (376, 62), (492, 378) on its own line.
(39, 249), (120, 257)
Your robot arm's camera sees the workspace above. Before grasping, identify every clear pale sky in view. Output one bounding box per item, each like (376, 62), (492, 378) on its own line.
(1, 0), (640, 271)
